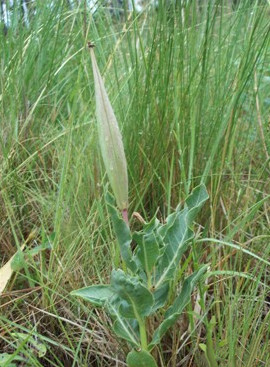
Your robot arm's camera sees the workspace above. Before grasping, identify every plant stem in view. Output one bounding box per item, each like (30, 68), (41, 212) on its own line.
(121, 209), (129, 271)
(138, 317), (148, 351)
(122, 208), (129, 226)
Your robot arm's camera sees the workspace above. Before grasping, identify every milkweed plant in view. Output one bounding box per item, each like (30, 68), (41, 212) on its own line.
(71, 43), (210, 367)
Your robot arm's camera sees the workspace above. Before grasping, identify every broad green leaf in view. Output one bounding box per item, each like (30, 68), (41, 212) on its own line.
(133, 231), (160, 275)
(113, 318), (140, 347)
(154, 184), (208, 288)
(185, 184), (209, 223)
(165, 266), (208, 317)
(155, 208), (194, 287)
(111, 269), (154, 318)
(90, 46), (128, 210)
(127, 350), (158, 367)
(157, 209), (179, 239)
(157, 184), (208, 240)
(107, 301), (140, 347)
(152, 282), (169, 312)
(106, 193), (137, 272)
(143, 215), (161, 234)
(71, 285), (113, 307)
(149, 266), (207, 349)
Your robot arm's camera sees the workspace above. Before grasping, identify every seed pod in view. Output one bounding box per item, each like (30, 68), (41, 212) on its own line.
(89, 44), (128, 211)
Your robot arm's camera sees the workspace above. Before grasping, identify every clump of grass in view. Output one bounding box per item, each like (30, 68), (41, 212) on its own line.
(0, 1), (269, 366)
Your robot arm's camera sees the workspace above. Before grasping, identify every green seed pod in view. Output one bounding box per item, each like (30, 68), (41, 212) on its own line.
(89, 45), (128, 211)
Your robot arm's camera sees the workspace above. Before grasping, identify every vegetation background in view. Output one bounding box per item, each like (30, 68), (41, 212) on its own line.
(0, 0), (269, 366)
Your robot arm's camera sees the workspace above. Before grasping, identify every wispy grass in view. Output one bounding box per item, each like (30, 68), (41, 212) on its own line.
(0, 0), (269, 366)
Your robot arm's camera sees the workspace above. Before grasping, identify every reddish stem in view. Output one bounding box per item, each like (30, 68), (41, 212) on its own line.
(122, 209), (129, 226)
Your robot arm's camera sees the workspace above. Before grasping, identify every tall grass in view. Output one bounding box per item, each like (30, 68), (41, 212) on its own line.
(0, 0), (269, 366)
